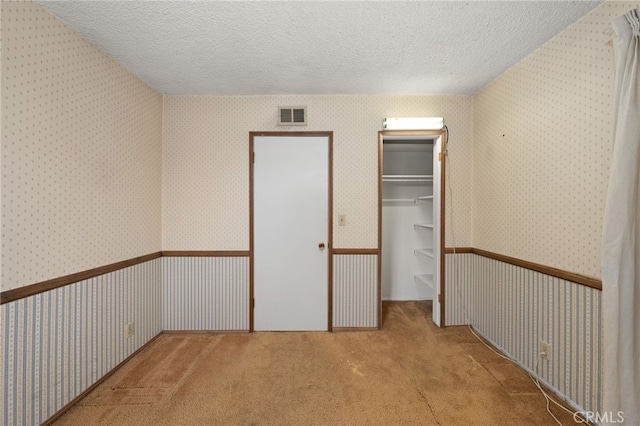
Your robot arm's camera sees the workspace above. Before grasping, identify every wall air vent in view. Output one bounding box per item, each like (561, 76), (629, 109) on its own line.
(278, 106), (307, 126)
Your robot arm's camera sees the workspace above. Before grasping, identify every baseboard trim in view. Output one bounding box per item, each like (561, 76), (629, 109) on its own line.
(1, 252), (163, 305)
(469, 325), (590, 424)
(444, 247), (601, 290)
(41, 332), (163, 426)
(332, 326), (378, 332)
(162, 330), (250, 334)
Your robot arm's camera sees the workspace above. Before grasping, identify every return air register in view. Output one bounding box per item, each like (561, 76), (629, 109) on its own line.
(278, 106), (307, 126)
(383, 117), (444, 130)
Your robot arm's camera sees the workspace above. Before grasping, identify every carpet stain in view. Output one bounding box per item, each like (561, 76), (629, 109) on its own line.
(346, 360), (365, 376)
(465, 353), (481, 371)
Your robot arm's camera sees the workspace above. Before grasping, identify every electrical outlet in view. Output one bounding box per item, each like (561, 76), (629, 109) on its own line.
(539, 340), (551, 360)
(126, 322), (134, 338)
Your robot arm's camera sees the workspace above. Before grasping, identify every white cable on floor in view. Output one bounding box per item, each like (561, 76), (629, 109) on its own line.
(442, 126), (583, 426)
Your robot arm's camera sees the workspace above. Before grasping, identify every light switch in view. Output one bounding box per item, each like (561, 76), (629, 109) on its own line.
(338, 215), (346, 226)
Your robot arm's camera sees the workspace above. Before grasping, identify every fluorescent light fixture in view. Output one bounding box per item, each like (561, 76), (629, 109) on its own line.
(382, 117), (444, 130)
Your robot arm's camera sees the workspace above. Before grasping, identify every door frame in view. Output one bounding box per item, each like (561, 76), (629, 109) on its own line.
(378, 129), (447, 327)
(249, 131), (334, 332)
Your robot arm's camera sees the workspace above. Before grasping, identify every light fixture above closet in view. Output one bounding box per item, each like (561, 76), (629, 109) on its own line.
(382, 117), (444, 130)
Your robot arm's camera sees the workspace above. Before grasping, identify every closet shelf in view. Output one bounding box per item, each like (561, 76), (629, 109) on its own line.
(382, 198), (416, 203)
(383, 174), (433, 183)
(414, 274), (434, 289)
(414, 223), (434, 230)
(414, 248), (434, 258)
(383, 195), (433, 203)
(414, 195), (434, 203)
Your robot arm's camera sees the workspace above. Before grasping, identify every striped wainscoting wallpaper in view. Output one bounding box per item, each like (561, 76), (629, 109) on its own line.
(445, 252), (602, 414)
(1, 259), (162, 426)
(445, 252), (475, 326)
(162, 257), (249, 331)
(332, 254), (378, 328)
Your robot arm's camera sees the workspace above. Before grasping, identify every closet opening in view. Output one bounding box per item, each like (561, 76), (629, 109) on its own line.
(378, 130), (445, 327)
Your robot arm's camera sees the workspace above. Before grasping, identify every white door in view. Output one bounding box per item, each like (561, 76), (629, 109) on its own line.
(253, 135), (329, 331)
(432, 136), (442, 327)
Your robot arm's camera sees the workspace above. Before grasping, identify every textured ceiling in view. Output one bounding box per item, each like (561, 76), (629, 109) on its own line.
(38, 1), (602, 96)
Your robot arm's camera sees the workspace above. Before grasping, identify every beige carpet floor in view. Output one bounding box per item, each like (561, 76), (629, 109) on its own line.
(53, 302), (576, 425)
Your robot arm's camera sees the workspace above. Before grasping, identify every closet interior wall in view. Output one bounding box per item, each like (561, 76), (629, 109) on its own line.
(382, 136), (437, 302)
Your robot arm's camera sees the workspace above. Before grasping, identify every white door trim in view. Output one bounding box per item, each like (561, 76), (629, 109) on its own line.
(378, 129), (447, 327)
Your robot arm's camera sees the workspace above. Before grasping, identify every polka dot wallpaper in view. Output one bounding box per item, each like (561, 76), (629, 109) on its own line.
(473, 0), (640, 279)
(162, 95), (474, 250)
(2, 2), (163, 291)
(21, 0), (629, 286)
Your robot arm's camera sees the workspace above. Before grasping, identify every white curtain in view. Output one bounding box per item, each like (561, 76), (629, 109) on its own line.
(602, 8), (640, 426)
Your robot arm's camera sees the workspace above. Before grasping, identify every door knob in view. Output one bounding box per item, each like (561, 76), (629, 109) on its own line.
(318, 243), (325, 250)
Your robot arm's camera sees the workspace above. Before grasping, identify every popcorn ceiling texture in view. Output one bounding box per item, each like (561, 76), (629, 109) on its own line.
(1, 2), (163, 291)
(162, 95), (474, 250)
(474, 0), (640, 279)
(37, 1), (601, 96)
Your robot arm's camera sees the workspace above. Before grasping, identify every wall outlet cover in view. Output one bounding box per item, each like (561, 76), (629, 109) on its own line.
(539, 340), (551, 360)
